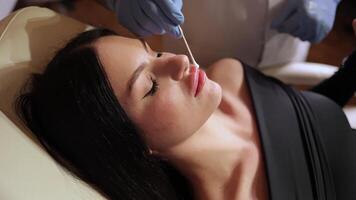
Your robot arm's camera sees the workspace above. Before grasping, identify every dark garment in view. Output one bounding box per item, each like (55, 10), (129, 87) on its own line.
(242, 63), (356, 200)
(311, 50), (356, 107)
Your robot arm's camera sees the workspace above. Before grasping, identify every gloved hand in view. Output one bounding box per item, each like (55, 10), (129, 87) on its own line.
(271, 0), (341, 43)
(104, 0), (184, 38)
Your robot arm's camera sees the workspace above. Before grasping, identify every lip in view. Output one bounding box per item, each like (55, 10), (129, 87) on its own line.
(190, 67), (206, 97)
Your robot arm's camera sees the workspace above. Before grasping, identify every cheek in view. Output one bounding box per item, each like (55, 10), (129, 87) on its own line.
(146, 93), (181, 131)
(139, 91), (192, 149)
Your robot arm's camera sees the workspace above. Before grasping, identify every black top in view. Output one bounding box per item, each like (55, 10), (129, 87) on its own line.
(242, 64), (356, 200)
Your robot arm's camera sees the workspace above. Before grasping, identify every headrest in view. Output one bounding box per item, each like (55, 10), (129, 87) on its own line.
(0, 6), (91, 124)
(0, 6), (105, 200)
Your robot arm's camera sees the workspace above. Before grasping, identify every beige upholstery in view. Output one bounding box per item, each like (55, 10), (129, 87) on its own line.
(0, 7), (106, 200)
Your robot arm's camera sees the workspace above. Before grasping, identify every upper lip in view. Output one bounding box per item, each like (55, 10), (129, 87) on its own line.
(189, 67), (199, 96)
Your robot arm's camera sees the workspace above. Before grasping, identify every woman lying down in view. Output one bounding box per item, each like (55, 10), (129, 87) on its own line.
(17, 23), (356, 200)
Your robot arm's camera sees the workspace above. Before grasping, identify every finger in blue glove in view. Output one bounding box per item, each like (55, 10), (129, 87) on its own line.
(115, 0), (184, 38)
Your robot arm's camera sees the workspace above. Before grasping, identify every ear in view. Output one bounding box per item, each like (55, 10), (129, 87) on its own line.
(352, 19), (356, 36)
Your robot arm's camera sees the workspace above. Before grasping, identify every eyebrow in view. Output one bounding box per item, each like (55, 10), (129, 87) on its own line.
(128, 64), (145, 93)
(127, 39), (150, 93)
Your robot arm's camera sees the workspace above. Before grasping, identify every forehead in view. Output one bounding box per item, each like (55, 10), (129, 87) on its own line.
(95, 35), (148, 63)
(94, 36), (148, 100)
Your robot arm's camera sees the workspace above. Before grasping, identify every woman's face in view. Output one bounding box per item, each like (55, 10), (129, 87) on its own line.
(95, 36), (222, 152)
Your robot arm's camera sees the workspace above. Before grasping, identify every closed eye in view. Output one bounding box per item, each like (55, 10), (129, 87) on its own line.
(142, 52), (161, 98)
(143, 76), (159, 98)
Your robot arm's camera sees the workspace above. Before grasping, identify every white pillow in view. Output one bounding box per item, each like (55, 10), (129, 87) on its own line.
(0, 6), (106, 200)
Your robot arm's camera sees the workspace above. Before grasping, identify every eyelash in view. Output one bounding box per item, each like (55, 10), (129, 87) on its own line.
(142, 52), (161, 98)
(143, 76), (159, 98)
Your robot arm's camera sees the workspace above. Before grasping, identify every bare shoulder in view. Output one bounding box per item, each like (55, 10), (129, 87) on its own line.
(205, 58), (244, 94)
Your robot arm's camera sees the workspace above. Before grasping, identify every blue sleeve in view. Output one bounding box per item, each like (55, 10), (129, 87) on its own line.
(272, 0), (342, 43)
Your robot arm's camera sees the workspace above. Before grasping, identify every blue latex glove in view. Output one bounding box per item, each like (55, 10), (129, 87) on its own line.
(271, 0), (341, 43)
(104, 0), (184, 38)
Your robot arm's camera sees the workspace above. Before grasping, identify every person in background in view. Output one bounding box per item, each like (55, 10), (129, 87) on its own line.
(6, 0), (341, 44)
(99, 0), (340, 43)
(95, 0), (342, 69)
(6, 0), (342, 68)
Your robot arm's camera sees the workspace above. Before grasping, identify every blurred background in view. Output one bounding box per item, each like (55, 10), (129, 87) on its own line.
(11, 0), (356, 66)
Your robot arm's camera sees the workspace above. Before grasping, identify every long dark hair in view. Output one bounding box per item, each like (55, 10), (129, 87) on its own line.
(16, 28), (193, 200)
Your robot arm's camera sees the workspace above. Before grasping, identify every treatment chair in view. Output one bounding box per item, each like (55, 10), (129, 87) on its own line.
(1, 6), (356, 200)
(0, 6), (106, 200)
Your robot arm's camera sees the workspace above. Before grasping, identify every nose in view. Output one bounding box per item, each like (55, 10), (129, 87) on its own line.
(157, 54), (190, 81)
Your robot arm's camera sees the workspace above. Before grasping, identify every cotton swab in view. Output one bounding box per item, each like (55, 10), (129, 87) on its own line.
(178, 26), (200, 68)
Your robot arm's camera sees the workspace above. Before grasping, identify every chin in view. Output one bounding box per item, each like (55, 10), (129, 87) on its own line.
(205, 80), (222, 108)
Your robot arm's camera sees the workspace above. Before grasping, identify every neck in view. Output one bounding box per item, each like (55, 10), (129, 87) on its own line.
(161, 110), (264, 200)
